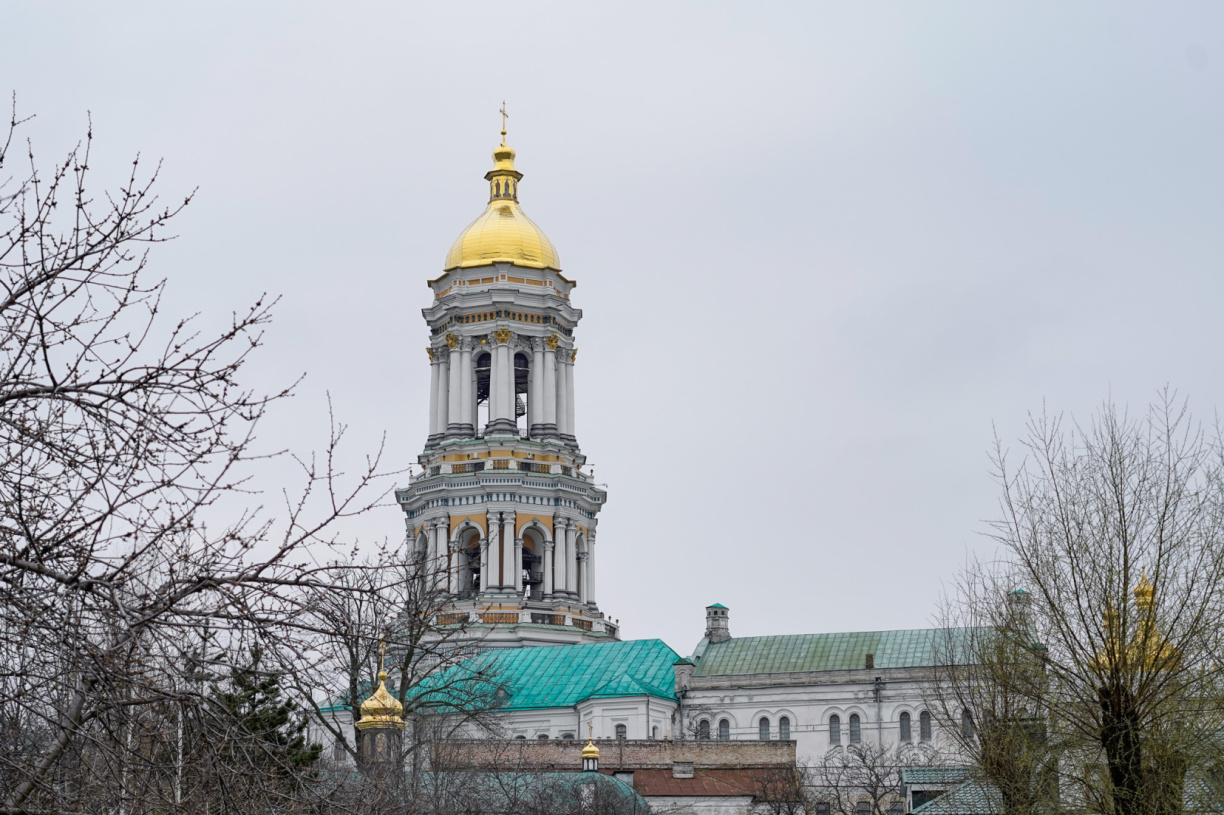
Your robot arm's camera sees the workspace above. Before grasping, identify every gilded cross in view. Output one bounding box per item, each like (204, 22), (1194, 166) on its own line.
(379, 636), (387, 672)
(588, 720), (594, 741)
(500, 101), (509, 135)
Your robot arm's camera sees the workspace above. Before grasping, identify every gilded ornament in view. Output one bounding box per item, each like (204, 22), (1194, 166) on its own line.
(494, 327), (512, 345)
(571, 348), (578, 363)
(426, 347), (435, 362)
(546, 334), (560, 351)
(445, 333), (459, 350)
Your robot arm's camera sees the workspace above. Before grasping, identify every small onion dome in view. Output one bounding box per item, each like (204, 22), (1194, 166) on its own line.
(1134, 569), (1155, 611)
(582, 737), (600, 761)
(356, 670), (405, 731)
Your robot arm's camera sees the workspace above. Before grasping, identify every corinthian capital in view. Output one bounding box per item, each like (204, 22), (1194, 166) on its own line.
(494, 327), (512, 345)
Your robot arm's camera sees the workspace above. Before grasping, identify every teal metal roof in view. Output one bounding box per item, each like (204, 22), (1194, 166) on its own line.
(911, 780), (999, 814)
(708, 603), (727, 609)
(693, 627), (980, 676)
(421, 639), (680, 712)
(902, 767), (972, 786)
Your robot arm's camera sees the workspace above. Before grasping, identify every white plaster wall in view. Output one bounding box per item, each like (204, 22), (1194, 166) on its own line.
(643, 795), (756, 815)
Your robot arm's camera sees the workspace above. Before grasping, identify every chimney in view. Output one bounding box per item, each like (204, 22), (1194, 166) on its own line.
(705, 604), (731, 644)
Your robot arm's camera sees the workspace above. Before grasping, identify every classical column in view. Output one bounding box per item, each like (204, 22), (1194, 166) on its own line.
(427, 348), (440, 443)
(501, 511), (516, 592)
(447, 541), (458, 594)
(446, 335), (463, 437)
(542, 336), (559, 438)
(486, 329), (516, 435)
(485, 513), (501, 591)
(460, 340), (475, 437)
(564, 350), (577, 444)
(542, 540), (555, 598)
(586, 530), (597, 606)
(556, 352), (570, 440)
(478, 536), (490, 593)
(577, 551), (588, 604)
(429, 520), (444, 590)
(528, 339), (544, 438)
(435, 349), (450, 443)
(514, 537), (524, 594)
(565, 524), (578, 598)
(551, 518), (566, 594)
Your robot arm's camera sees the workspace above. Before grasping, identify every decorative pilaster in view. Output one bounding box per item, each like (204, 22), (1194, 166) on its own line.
(427, 347), (441, 443)
(563, 350), (577, 445)
(500, 511), (516, 593)
(528, 338), (545, 438)
(445, 334), (464, 437)
(556, 346), (570, 440)
(447, 540), (459, 594)
(459, 339), (475, 437)
(552, 518), (568, 594)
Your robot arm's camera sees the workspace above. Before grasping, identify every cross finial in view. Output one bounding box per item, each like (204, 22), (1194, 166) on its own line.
(587, 720), (594, 741)
(379, 635), (387, 673)
(499, 101), (509, 140)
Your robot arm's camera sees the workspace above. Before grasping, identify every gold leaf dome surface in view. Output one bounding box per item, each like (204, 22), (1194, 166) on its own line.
(357, 670), (405, 729)
(443, 135), (561, 272)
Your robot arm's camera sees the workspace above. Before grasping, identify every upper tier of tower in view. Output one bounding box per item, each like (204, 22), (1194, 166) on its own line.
(443, 133), (560, 272)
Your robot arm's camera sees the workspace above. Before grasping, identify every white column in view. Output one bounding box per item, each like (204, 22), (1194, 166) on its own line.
(478, 536), (490, 593)
(427, 354), (440, 440)
(542, 342), (558, 437)
(528, 340), (543, 437)
(552, 519), (567, 593)
(501, 511), (516, 592)
(461, 342), (475, 436)
(556, 354), (570, 439)
(565, 524), (578, 598)
(577, 551), (588, 604)
(485, 514), (500, 590)
(447, 541), (458, 594)
(487, 335), (516, 435)
(543, 540), (555, 597)
(587, 530), (597, 605)
(446, 343), (463, 433)
(514, 537), (524, 594)
(564, 353), (577, 442)
(436, 351), (450, 440)
(428, 521), (442, 590)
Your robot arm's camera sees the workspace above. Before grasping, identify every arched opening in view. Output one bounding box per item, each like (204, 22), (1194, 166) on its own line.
(899, 711), (912, 743)
(652, 726), (659, 740)
(615, 724), (627, 740)
(919, 711), (932, 742)
(475, 351), (491, 435)
(829, 714), (841, 744)
(522, 529), (544, 600)
(537, 734), (549, 740)
(697, 720), (710, 740)
(961, 710), (975, 741)
(718, 719), (730, 741)
(779, 716), (790, 741)
(458, 528), (481, 598)
(413, 531), (429, 565)
(514, 352), (529, 436)
(849, 713), (861, 744)
(758, 717), (770, 741)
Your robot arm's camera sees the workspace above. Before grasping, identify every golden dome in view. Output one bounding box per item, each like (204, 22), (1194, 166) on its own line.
(581, 737), (600, 760)
(443, 133), (561, 272)
(1134, 568), (1155, 611)
(356, 669), (405, 730)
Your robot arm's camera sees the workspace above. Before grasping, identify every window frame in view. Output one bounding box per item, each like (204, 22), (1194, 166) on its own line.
(899, 711), (912, 743)
(759, 717), (770, 741)
(778, 715), (791, 741)
(828, 714), (841, 744)
(849, 713), (861, 744)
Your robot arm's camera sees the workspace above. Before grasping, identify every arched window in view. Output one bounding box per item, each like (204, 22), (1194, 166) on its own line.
(779, 716), (790, 741)
(899, 711), (912, 743)
(849, 713), (861, 744)
(333, 737), (346, 762)
(561, 733), (575, 740)
(615, 724), (627, 740)
(829, 714), (841, 744)
(697, 720), (710, 740)
(652, 726), (659, 740)
(718, 719), (730, 741)
(919, 711), (932, 742)
(759, 717), (770, 741)
(537, 734), (549, 740)
(514, 735), (526, 740)
(961, 710), (975, 741)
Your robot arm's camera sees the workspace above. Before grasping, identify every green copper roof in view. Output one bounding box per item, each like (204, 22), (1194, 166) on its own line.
(693, 628), (979, 676)
(708, 603), (727, 609)
(422, 639), (680, 712)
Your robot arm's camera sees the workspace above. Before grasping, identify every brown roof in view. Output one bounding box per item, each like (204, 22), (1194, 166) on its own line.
(632, 769), (788, 798)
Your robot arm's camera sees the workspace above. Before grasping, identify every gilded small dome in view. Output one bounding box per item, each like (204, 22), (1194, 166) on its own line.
(443, 136), (561, 272)
(582, 738), (600, 760)
(357, 670), (405, 729)
(1134, 568), (1155, 611)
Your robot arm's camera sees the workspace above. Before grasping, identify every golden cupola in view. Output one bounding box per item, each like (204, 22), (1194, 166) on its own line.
(356, 667), (405, 731)
(443, 125), (561, 272)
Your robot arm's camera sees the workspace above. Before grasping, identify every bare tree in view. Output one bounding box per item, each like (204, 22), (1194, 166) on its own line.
(814, 742), (929, 815)
(933, 395), (1224, 815)
(0, 104), (394, 814)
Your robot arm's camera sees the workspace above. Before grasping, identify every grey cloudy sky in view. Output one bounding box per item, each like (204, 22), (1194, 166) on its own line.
(6, 2), (1223, 654)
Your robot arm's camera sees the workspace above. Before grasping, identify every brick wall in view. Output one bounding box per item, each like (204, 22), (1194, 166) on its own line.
(430, 739), (795, 772)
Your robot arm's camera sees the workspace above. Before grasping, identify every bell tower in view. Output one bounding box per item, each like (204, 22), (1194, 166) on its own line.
(395, 120), (615, 647)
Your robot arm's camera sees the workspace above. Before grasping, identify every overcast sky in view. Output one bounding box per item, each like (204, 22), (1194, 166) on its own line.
(6, 2), (1223, 655)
